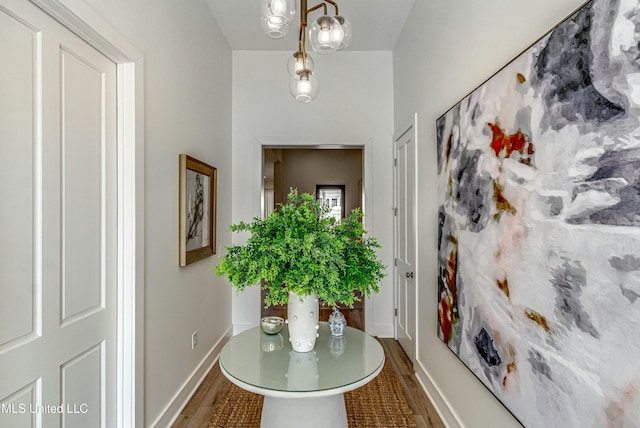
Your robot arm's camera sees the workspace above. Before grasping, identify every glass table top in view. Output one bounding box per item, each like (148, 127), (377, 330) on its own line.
(219, 322), (385, 395)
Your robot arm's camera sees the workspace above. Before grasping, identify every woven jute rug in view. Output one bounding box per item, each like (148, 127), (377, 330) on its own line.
(207, 354), (417, 428)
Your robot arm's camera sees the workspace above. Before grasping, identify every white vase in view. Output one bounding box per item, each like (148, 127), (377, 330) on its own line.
(287, 291), (319, 352)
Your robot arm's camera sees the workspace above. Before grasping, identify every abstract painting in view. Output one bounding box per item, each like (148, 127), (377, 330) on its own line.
(436, 0), (640, 426)
(179, 154), (217, 266)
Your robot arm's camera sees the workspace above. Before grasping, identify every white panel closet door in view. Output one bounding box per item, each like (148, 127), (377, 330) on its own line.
(0, 0), (117, 426)
(394, 117), (417, 363)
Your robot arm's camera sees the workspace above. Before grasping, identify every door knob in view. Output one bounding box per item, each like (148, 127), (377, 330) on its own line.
(405, 272), (414, 279)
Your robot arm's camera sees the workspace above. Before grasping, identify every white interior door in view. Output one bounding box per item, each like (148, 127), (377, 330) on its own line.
(394, 115), (417, 363)
(0, 0), (117, 426)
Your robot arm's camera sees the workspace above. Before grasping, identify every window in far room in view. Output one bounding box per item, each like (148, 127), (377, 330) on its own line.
(316, 184), (345, 223)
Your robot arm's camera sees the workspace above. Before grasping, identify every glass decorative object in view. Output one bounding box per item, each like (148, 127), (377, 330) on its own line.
(328, 308), (347, 336)
(261, 316), (284, 334)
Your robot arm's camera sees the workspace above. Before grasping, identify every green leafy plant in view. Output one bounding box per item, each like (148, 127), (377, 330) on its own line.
(215, 189), (385, 308)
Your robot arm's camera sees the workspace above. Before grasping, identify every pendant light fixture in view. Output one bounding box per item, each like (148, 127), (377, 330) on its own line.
(261, 0), (351, 103)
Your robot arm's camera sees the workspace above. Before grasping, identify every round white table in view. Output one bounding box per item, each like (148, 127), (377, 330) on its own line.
(219, 322), (385, 428)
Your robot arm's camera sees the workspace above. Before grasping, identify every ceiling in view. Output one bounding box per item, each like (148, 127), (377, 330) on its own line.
(204, 0), (415, 51)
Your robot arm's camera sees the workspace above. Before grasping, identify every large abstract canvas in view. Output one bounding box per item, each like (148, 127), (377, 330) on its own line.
(436, 0), (640, 426)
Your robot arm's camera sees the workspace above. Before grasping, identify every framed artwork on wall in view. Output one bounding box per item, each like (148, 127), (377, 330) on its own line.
(436, 0), (640, 426)
(179, 154), (217, 266)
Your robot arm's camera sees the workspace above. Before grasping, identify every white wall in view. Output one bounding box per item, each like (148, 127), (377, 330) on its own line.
(75, 0), (233, 425)
(232, 50), (395, 337)
(393, 0), (585, 427)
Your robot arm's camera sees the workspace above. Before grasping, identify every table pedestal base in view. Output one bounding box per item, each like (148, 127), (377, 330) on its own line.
(260, 394), (347, 428)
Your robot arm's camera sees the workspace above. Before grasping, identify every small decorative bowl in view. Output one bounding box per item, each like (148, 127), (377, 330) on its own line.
(260, 316), (284, 335)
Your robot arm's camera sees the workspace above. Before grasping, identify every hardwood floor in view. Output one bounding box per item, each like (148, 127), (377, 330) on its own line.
(378, 339), (446, 428)
(172, 338), (445, 428)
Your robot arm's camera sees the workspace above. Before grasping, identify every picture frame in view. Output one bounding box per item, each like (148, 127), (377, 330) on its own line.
(179, 154), (217, 266)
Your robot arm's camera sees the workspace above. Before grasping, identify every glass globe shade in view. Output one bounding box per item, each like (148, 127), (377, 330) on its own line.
(334, 16), (351, 51)
(286, 51), (314, 75)
(261, 16), (289, 39)
(261, 0), (296, 26)
(309, 16), (343, 55)
(289, 70), (319, 103)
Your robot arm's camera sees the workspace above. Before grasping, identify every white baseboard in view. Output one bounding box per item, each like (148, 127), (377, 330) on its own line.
(152, 326), (233, 427)
(414, 359), (463, 428)
(372, 323), (394, 338)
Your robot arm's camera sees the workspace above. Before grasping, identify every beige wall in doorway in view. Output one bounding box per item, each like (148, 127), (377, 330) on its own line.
(265, 148), (363, 216)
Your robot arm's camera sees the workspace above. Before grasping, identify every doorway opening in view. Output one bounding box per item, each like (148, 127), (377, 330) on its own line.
(261, 147), (365, 330)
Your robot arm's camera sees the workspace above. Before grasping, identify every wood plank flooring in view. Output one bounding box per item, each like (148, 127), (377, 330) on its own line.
(172, 338), (445, 428)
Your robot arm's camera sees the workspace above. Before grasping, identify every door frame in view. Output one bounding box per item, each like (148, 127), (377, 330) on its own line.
(393, 113), (418, 362)
(254, 138), (377, 334)
(28, 1), (145, 426)
(260, 147), (365, 329)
